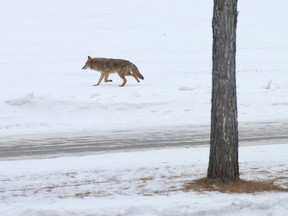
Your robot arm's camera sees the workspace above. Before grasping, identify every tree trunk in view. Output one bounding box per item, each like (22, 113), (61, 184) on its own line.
(207, 0), (239, 182)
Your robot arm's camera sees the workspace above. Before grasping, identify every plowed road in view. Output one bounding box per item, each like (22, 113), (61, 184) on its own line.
(0, 122), (288, 160)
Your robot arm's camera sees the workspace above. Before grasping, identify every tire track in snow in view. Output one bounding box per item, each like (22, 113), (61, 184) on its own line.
(0, 122), (288, 160)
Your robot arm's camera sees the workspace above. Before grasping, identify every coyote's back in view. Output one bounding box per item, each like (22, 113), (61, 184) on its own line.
(82, 56), (144, 87)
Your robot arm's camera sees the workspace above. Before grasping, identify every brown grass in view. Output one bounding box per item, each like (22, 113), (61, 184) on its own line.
(183, 177), (288, 194)
(75, 191), (92, 198)
(139, 176), (154, 182)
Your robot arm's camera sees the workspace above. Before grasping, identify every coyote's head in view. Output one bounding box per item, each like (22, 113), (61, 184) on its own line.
(82, 56), (92, 70)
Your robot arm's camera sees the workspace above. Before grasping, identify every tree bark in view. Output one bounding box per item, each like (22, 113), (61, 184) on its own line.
(207, 0), (239, 182)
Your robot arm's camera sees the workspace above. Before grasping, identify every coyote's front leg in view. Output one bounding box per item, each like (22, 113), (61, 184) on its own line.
(94, 73), (104, 86)
(104, 73), (113, 83)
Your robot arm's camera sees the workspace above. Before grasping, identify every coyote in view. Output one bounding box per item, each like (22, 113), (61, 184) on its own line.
(82, 56), (144, 87)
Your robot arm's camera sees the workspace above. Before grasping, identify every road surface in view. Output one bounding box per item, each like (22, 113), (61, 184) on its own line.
(0, 122), (288, 160)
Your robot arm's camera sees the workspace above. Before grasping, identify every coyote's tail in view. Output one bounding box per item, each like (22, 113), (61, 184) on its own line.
(131, 64), (144, 80)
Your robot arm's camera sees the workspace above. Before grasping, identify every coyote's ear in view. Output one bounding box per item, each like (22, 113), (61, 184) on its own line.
(88, 56), (92, 61)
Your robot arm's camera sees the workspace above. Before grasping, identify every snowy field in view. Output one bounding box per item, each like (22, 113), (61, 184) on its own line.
(0, 0), (288, 136)
(1, 0), (288, 215)
(0, 144), (287, 216)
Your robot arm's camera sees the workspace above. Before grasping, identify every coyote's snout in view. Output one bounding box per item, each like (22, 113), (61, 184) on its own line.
(82, 56), (144, 87)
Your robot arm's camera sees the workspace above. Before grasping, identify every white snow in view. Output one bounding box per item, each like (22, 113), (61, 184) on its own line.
(1, 0), (288, 215)
(1, 0), (288, 136)
(0, 144), (288, 216)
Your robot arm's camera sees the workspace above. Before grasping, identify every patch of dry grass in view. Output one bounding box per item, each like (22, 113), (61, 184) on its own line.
(75, 191), (92, 198)
(183, 177), (288, 194)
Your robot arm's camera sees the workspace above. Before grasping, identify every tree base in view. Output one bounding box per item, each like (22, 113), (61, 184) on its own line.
(184, 177), (288, 193)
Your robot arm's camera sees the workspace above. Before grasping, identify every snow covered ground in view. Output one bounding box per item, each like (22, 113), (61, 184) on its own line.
(1, 0), (288, 215)
(0, 144), (288, 216)
(1, 0), (288, 136)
